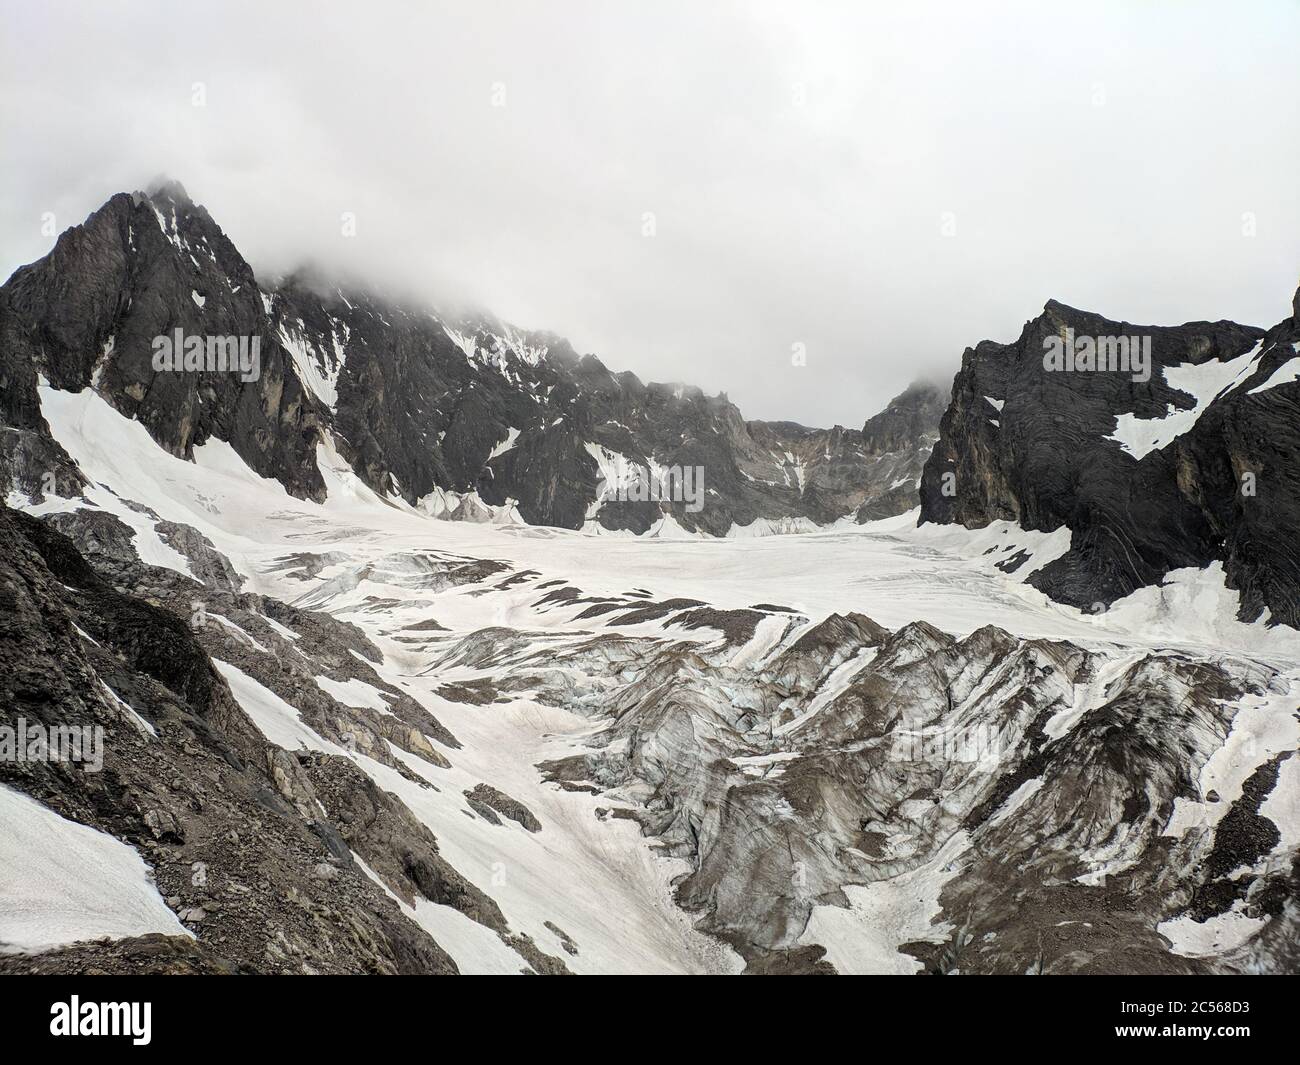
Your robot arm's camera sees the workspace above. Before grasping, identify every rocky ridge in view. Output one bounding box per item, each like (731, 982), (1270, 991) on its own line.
(0, 181), (941, 536)
(920, 293), (1300, 626)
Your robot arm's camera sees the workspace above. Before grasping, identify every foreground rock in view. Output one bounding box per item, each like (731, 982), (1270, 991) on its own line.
(0, 504), (567, 974)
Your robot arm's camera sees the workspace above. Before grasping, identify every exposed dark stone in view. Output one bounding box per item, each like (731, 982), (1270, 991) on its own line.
(920, 294), (1299, 626)
(0, 504), (456, 974)
(1, 183), (941, 534)
(465, 783), (542, 832)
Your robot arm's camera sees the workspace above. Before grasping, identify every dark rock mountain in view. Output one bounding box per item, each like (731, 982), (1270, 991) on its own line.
(744, 382), (945, 527)
(0, 182), (325, 502)
(920, 294), (1300, 626)
(0, 504), (445, 973)
(1, 180), (1296, 976)
(855, 379), (947, 519)
(0, 182), (938, 534)
(861, 378), (948, 456)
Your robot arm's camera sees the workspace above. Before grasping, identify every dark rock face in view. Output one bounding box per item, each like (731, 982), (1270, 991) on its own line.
(0, 183), (327, 501)
(920, 296), (1300, 624)
(861, 379), (947, 456)
(748, 378), (945, 525)
(1, 182), (936, 532)
(0, 502), (570, 974)
(465, 783), (542, 832)
(855, 379), (946, 519)
(0, 505), (446, 972)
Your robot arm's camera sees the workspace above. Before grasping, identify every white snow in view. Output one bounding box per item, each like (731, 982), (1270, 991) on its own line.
(1043, 650), (1146, 741)
(499, 324), (549, 366)
(1108, 342), (1263, 459)
(725, 515), (822, 538)
(775, 647), (877, 736)
(262, 616), (301, 642)
(1248, 349), (1300, 395)
(191, 290), (205, 308)
(988, 778), (1044, 827)
(732, 751), (800, 778)
(315, 675), (392, 712)
(29, 383), (1299, 670)
(18, 394), (197, 581)
(209, 613), (270, 653)
(348, 702), (742, 974)
(1163, 673), (1300, 840)
(1158, 906), (1266, 958)
(1096, 562), (1300, 663)
(1260, 753), (1300, 854)
(406, 899), (531, 974)
(90, 335), (115, 388)
(727, 612), (791, 669)
(279, 322), (340, 408)
(443, 326), (478, 360)
(489, 427), (520, 459)
(797, 831), (965, 973)
(213, 660), (345, 756)
(18, 379), (1300, 974)
(415, 484), (522, 525)
(582, 442), (633, 515)
(148, 202), (185, 253)
(353, 855), (530, 974)
(99, 679), (158, 739)
(647, 512), (698, 539)
(330, 319), (350, 375)
(0, 784), (190, 953)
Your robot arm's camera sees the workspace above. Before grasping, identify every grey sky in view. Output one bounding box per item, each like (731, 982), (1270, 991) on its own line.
(2, 1), (1297, 426)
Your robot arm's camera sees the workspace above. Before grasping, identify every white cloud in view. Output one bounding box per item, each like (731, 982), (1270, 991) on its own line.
(2, 0), (1297, 426)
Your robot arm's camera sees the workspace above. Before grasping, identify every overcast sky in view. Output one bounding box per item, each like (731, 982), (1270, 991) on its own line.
(2, 1), (1297, 426)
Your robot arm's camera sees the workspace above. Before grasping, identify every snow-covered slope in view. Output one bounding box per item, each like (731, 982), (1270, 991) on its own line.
(0, 785), (191, 954)
(4, 382), (1297, 974)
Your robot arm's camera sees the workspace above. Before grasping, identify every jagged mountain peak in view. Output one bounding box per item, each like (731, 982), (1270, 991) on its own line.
(860, 378), (946, 460)
(921, 286), (1299, 627)
(1033, 295), (1277, 363)
(1041, 296), (1090, 317)
(141, 175), (195, 206)
(2, 182), (941, 537)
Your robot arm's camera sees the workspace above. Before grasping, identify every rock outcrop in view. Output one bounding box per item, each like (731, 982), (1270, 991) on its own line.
(0, 503), (568, 973)
(920, 294), (1299, 624)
